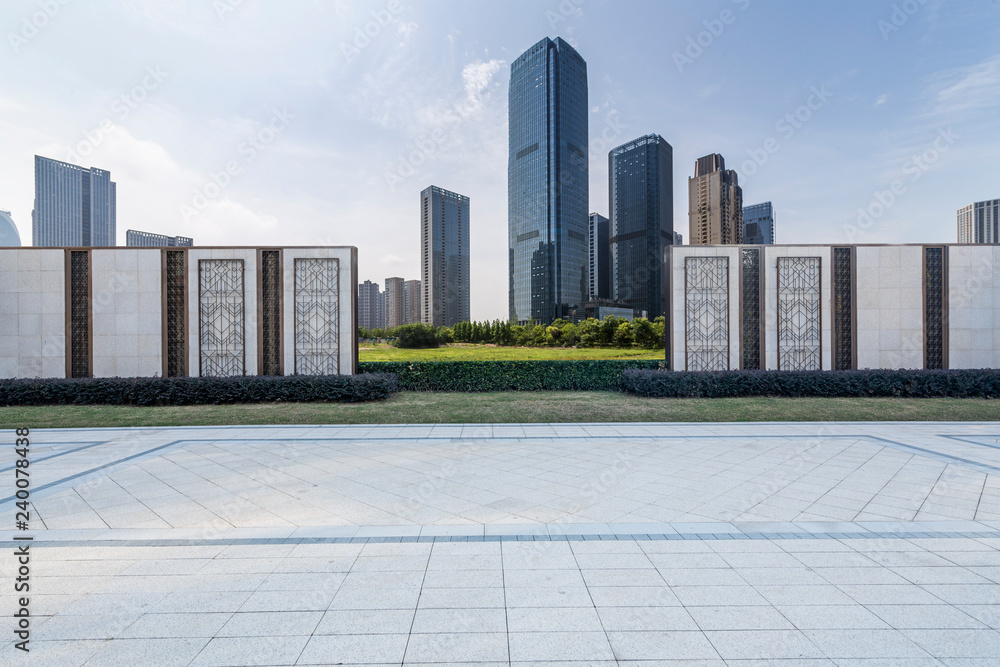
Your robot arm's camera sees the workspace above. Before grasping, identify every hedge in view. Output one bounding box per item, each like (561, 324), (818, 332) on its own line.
(0, 373), (398, 407)
(359, 360), (666, 392)
(622, 369), (1000, 399)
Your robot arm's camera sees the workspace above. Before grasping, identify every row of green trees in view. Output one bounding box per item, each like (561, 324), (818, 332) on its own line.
(359, 316), (666, 349)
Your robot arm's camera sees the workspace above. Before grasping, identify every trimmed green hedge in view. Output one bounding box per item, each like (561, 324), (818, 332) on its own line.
(359, 360), (666, 392)
(0, 373), (398, 407)
(622, 369), (1000, 398)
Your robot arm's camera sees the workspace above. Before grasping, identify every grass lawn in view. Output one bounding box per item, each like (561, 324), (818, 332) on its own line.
(1, 393), (997, 429)
(360, 343), (665, 361)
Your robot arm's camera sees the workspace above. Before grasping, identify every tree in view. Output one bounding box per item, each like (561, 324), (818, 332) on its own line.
(613, 321), (634, 348)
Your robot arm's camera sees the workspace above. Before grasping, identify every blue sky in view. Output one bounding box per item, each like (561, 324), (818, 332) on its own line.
(1, 0), (998, 320)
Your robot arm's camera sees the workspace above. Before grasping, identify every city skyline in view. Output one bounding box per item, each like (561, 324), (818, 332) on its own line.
(1, 1), (998, 320)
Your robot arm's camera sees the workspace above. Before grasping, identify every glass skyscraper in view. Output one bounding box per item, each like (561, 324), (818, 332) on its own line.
(588, 212), (609, 300)
(508, 37), (588, 324)
(609, 134), (673, 318)
(743, 202), (775, 244)
(957, 199), (999, 243)
(32, 155), (116, 247)
(420, 185), (470, 327)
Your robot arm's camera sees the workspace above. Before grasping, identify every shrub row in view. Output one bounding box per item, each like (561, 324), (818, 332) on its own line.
(360, 360), (666, 392)
(0, 373), (398, 407)
(622, 369), (1000, 398)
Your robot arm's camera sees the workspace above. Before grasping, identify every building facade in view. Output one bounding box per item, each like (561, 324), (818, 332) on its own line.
(688, 154), (742, 245)
(743, 202), (775, 244)
(384, 277), (405, 329)
(588, 213), (610, 301)
(404, 279), (421, 325)
(420, 186), (470, 327)
(508, 36), (589, 324)
(358, 279), (384, 331)
(0, 210), (21, 246)
(126, 229), (194, 247)
(957, 199), (999, 244)
(609, 134), (674, 319)
(667, 244), (998, 371)
(33, 156), (117, 247)
(0, 246), (357, 379)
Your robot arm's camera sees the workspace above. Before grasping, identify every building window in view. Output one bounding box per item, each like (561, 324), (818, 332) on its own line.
(777, 257), (821, 371)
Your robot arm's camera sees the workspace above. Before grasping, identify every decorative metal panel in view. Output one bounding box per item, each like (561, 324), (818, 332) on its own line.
(69, 251), (90, 378)
(165, 251), (186, 377)
(833, 248), (853, 370)
(260, 250), (281, 376)
(685, 256), (729, 371)
(199, 259), (245, 377)
(777, 257), (821, 371)
(294, 258), (340, 375)
(925, 247), (944, 369)
(741, 248), (761, 370)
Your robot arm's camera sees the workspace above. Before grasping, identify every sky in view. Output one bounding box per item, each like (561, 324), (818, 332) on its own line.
(1, 0), (999, 321)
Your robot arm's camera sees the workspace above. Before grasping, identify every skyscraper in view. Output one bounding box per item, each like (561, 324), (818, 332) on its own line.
(609, 134), (674, 318)
(0, 210), (21, 246)
(508, 36), (589, 324)
(743, 202), (775, 244)
(126, 229), (193, 247)
(688, 154), (742, 245)
(588, 213), (610, 300)
(957, 199), (1000, 243)
(33, 155), (116, 247)
(420, 186), (470, 327)
(384, 277), (405, 329)
(358, 280), (384, 331)
(404, 279), (421, 325)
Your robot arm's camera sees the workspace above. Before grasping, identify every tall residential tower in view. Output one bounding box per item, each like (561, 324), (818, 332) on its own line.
(609, 134), (674, 318)
(688, 153), (742, 245)
(958, 199), (1000, 243)
(508, 36), (588, 324)
(33, 155), (116, 247)
(420, 186), (470, 327)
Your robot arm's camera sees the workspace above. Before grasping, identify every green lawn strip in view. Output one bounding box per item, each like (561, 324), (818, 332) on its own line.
(359, 344), (664, 361)
(1, 394), (996, 429)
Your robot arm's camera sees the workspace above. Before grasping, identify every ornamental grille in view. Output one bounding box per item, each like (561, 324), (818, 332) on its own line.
(69, 251), (90, 378)
(925, 247), (944, 369)
(165, 251), (186, 377)
(260, 250), (281, 376)
(294, 258), (340, 375)
(199, 259), (245, 377)
(833, 247), (853, 370)
(685, 256), (729, 371)
(777, 257), (821, 371)
(741, 248), (761, 370)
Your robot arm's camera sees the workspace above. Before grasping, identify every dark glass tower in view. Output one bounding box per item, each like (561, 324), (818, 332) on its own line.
(609, 134), (673, 318)
(508, 37), (588, 324)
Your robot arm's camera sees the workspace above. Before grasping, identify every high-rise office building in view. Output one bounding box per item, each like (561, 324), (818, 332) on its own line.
(609, 134), (674, 318)
(742, 202), (775, 244)
(0, 210), (22, 246)
(32, 155), (116, 247)
(404, 279), (421, 325)
(588, 213), (610, 300)
(957, 199), (1000, 243)
(384, 277), (405, 329)
(358, 280), (384, 331)
(508, 36), (589, 324)
(673, 231), (683, 246)
(420, 186), (470, 327)
(688, 153), (742, 245)
(126, 229), (194, 247)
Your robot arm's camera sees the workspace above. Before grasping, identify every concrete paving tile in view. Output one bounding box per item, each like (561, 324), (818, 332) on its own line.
(315, 609), (415, 635)
(217, 611), (323, 637)
(507, 606), (603, 632)
(6, 639), (108, 667)
(403, 631), (508, 662)
(296, 633), (409, 665)
(505, 586), (593, 608)
(868, 604), (988, 629)
(239, 589), (336, 612)
(417, 586), (506, 609)
(597, 606), (699, 632)
(606, 630), (721, 660)
(671, 585), (770, 607)
(803, 628), (933, 659)
(35, 613), (138, 641)
(900, 629), (1000, 658)
(83, 637), (210, 666)
(508, 631), (615, 661)
(410, 607), (507, 633)
(121, 612), (233, 638)
(705, 629), (826, 660)
(190, 635), (310, 667)
(778, 604), (891, 630)
(688, 605), (795, 630)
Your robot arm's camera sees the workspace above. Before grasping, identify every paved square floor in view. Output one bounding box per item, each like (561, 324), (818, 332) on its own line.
(2, 421), (1000, 665)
